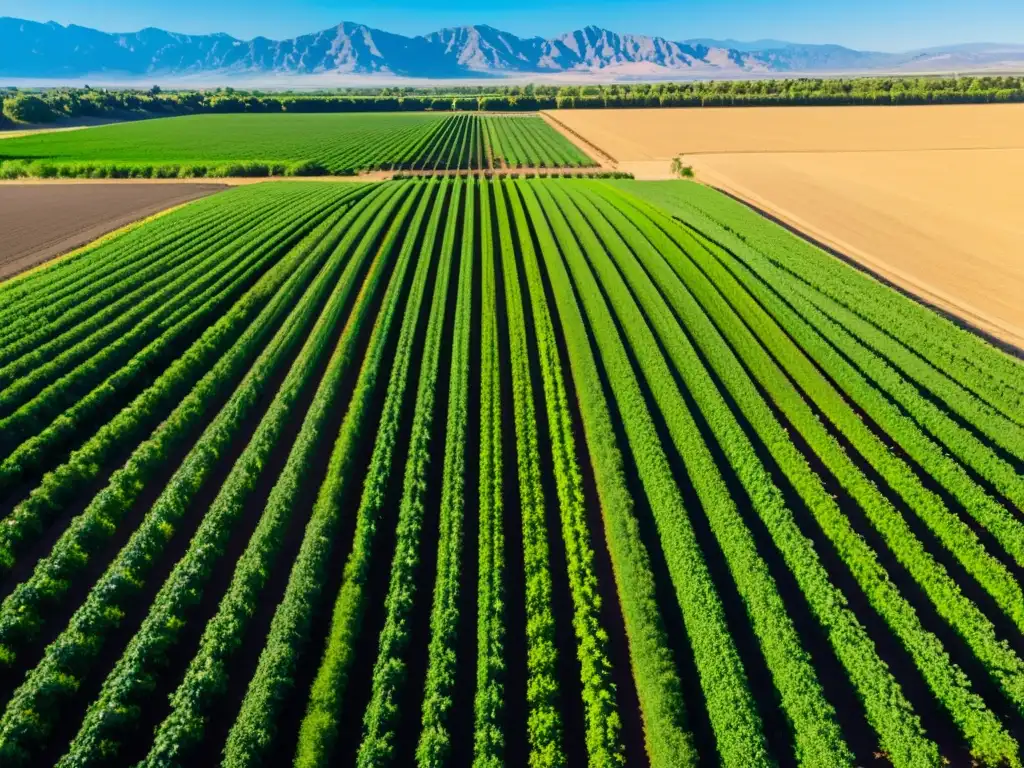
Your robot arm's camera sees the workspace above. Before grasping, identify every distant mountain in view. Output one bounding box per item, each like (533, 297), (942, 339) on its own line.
(1, 16), (1022, 80)
(684, 38), (798, 52)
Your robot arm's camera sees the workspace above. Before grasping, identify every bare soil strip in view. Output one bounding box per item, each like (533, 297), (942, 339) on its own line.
(0, 183), (228, 281)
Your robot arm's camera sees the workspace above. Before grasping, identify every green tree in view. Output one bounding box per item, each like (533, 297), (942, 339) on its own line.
(2, 94), (57, 124)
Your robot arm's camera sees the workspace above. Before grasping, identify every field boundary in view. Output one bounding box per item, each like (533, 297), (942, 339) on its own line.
(0, 187), (228, 285)
(539, 111), (618, 166)
(708, 184), (1024, 359)
(0, 168), (631, 188)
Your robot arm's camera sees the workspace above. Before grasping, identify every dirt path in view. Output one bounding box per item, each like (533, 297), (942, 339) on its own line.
(0, 183), (228, 281)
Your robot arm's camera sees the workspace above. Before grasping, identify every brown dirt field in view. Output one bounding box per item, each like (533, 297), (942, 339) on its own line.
(0, 183), (227, 281)
(550, 104), (1024, 348)
(0, 174), (386, 186)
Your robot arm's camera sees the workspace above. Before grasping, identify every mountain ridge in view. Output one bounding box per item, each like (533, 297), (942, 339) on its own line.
(2, 16), (1022, 80)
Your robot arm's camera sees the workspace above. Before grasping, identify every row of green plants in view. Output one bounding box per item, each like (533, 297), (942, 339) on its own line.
(677, 219), (1024, 661)
(142, 182), (430, 768)
(0, 187), (394, 765)
(500, 180), (628, 765)
(471, 181), (506, 767)
(585, 183), (1007, 765)
(0, 177), (1020, 766)
(485, 116), (594, 169)
(415, 178), (483, 766)
(703, 223), (1024, 562)
(262, 180), (447, 768)
(532, 179), (780, 765)
(354, 179), (469, 766)
(629, 182), (1024, 430)
(0, 190), (253, 342)
(0, 159), (360, 180)
(513, 180), (699, 766)
(56, 181), (419, 768)
(549, 182), (852, 764)
(0, 189), (354, 577)
(0, 115), (598, 178)
(606, 187), (1022, 763)
(0, 190), (316, 432)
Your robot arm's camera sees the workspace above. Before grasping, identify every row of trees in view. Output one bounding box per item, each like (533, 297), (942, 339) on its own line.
(3, 76), (1023, 123)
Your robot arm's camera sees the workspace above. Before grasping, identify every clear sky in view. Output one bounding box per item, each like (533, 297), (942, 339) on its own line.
(2, 0), (1022, 52)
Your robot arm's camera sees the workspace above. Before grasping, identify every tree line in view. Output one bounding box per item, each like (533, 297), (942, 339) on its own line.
(3, 76), (1023, 123)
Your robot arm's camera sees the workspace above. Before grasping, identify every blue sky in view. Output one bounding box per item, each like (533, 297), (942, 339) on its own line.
(2, 0), (1022, 51)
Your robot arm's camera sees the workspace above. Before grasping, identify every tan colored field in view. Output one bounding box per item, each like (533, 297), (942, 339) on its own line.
(546, 104), (1024, 159)
(548, 104), (1024, 348)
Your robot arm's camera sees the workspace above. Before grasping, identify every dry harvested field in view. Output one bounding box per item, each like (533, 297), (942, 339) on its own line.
(0, 183), (227, 280)
(690, 148), (1024, 348)
(547, 104), (1024, 348)
(546, 103), (1024, 159)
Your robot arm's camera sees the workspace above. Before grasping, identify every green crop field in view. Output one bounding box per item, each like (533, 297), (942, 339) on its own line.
(0, 177), (1021, 768)
(0, 113), (595, 178)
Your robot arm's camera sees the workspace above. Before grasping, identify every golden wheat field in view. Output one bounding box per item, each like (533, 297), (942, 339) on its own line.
(547, 104), (1024, 347)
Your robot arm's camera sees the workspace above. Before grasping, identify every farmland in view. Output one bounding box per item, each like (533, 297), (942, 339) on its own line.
(0, 183), (226, 280)
(549, 104), (1024, 346)
(0, 174), (1021, 768)
(0, 113), (596, 178)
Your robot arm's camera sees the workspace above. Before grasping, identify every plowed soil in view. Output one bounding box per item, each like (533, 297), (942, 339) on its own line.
(0, 183), (227, 281)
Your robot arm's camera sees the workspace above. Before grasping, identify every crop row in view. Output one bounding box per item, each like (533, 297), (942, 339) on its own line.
(0, 114), (598, 178)
(0, 177), (1020, 768)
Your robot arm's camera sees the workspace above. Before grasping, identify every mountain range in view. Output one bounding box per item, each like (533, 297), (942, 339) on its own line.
(2, 17), (1023, 81)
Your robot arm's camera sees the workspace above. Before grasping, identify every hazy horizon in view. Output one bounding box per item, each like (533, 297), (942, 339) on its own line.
(2, 0), (1023, 53)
